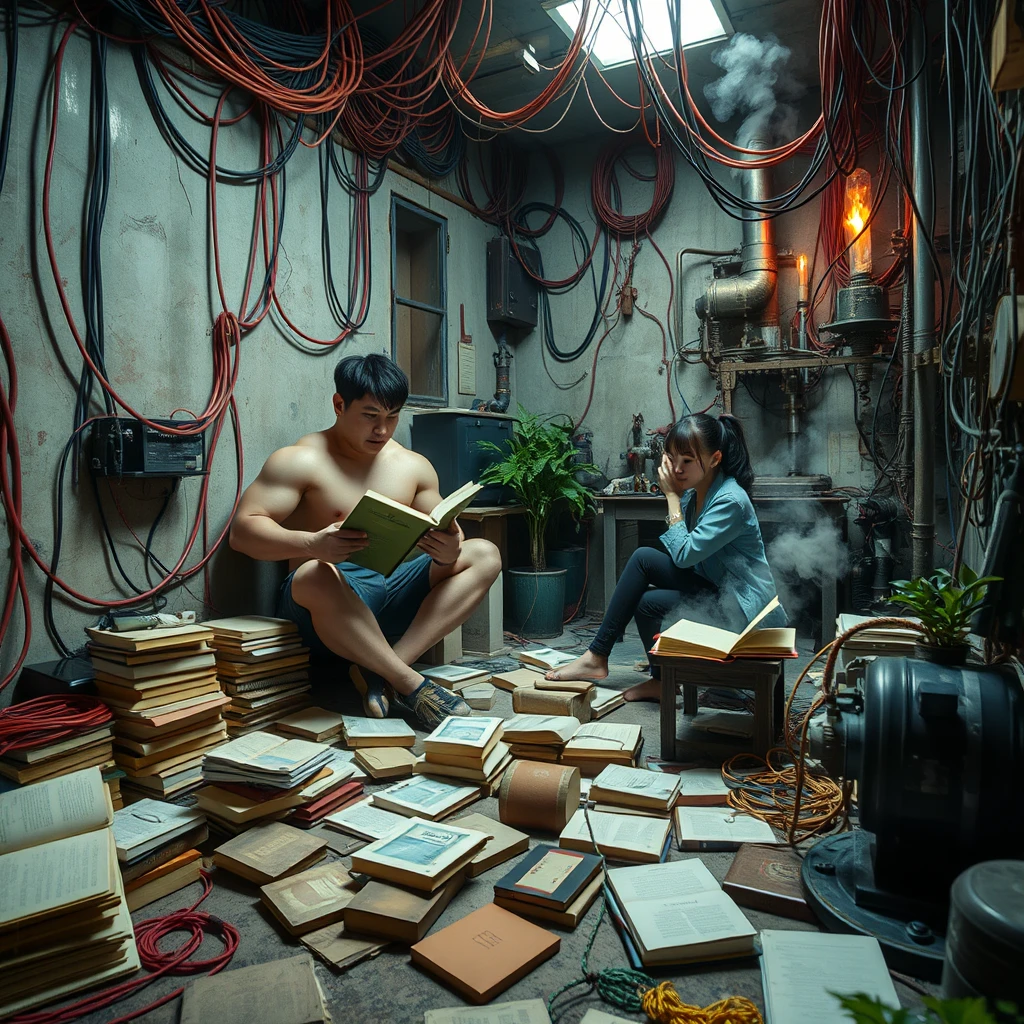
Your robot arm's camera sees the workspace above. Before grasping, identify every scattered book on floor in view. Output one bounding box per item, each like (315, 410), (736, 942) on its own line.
(418, 664), (490, 688)
(0, 766), (112, 854)
(460, 682), (497, 710)
(354, 745), (418, 780)
(675, 768), (732, 806)
(515, 647), (578, 672)
(561, 722), (642, 773)
(534, 677), (594, 694)
(414, 742), (510, 788)
(423, 715), (503, 758)
(688, 710), (755, 738)
(124, 848), (203, 911)
(590, 764), (681, 815)
(178, 953), (330, 1024)
(760, 930), (900, 1024)
(836, 613), (919, 654)
(260, 860), (359, 936)
(450, 812), (529, 877)
(494, 844), (602, 913)
(490, 668), (541, 692)
(300, 921), (388, 971)
(202, 731), (334, 790)
(502, 715), (580, 746)
(652, 596), (796, 660)
(372, 776), (482, 821)
(605, 858), (756, 966)
(341, 481), (482, 576)
(673, 806), (779, 851)
(341, 716), (416, 748)
(560, 808), (671, 864)
(213, 821), (327, 884)
(513, 686), (591, 722)
(589, 686), (626, 719)
(424, 999), (552, 1024)
(112, 797), (205, 861)
(496, 873), (603, 930)
(351, 817), (489, 892)
(342, 870), (466, 943)
(722, 844), (816, 922)
(272, 707), (344, 743)
(120, 821), (209, 883)
(323, 797), (408, 841)
(410, 903), (560, 1004)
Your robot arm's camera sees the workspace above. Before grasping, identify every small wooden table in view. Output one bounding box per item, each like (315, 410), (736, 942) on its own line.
(458, 505), (527, 657)
(649, 652), (785, 760)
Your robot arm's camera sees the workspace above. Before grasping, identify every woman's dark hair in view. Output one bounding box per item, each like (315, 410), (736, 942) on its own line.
(664, 412), (755, 494)
(333, 354), (409, 411)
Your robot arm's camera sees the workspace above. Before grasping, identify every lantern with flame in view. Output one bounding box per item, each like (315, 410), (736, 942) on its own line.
(845, 168), (873, 277)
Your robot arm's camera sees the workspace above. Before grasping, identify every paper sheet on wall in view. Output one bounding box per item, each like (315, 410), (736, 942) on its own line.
(457, 339), (476, 395)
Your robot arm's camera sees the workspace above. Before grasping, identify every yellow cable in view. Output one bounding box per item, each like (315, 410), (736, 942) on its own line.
(641, 982), (764, 1024)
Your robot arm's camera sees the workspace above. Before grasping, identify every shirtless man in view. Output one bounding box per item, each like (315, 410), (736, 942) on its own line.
(229, 354), (502, 730)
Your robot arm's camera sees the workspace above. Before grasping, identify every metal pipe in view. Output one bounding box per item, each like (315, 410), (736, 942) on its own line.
(486, 331), (512, 413)
(910, 15), (936, 577)
(695, 137), (779, 323)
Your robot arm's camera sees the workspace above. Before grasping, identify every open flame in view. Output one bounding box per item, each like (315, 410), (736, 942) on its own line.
(844, 168), (873, 276)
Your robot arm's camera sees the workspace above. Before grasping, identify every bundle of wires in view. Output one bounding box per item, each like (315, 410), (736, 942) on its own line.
(0, 695), (112, 757)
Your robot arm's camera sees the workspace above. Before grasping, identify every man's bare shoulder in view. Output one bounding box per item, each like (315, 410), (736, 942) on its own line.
(259, 438), (329, 485)
(380, 440), (436, 485)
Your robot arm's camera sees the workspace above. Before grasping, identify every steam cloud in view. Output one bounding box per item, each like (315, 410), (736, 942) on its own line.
(767, 514), (850, 623)
(704, 33), (803, 148)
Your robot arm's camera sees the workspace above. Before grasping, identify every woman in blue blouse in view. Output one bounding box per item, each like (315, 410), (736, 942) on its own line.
(546, 412), (786, 701)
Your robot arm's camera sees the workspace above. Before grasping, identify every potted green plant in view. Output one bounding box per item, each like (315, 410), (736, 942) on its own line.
(477, 406), (598, 638)
(885, 565), (1000, 666)
(836, 993), (1020, 1023)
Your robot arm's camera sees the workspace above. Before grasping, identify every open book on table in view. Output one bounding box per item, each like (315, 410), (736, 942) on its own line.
(341, 481), (482, 576)
(651, 595), (797, 660)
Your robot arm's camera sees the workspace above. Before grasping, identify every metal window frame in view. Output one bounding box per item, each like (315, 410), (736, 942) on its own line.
(390, 195), (448, 407)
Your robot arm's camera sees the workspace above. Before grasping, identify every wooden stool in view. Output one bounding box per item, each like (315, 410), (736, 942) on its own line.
(649, 653), (785, 760)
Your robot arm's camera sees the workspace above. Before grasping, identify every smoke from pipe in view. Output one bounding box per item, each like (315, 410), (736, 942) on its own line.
(766, 513), (850, 621)
(703, 33), (803, 148)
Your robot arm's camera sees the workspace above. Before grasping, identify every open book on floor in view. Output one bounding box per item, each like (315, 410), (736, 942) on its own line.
(342, 481), (482, 576)
(652, 596), (797, 660)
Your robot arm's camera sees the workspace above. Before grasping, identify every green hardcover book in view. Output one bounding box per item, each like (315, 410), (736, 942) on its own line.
(341, 482), (481, 576)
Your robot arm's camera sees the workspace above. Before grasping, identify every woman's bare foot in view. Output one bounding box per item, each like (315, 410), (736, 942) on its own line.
(545, 650), (609, 682)
(621, 678), (664, 702)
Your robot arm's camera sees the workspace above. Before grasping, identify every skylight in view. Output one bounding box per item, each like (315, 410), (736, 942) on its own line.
(548, 0), (731, 70)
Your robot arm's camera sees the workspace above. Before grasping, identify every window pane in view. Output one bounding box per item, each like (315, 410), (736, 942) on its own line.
(394, 204), (441, 307)
(395, 304), (444, 400)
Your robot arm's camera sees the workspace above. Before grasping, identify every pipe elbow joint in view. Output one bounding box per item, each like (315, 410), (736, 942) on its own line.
(696, 270), (777, 320)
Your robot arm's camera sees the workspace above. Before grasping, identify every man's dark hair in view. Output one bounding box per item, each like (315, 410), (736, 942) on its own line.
(334, 354), (409, 411)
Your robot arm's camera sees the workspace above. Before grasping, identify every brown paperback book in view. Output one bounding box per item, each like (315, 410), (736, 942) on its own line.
(260, 861), (359, 936)
(121, 823), (210, 883)
(213, 822), (327, 884)
(202, 615), (299, 642)
(90, 651), (216, 681)
(124, 849), (202, 912)
(300, 922), (388, 971)
(450, 812), (529, 877)
(410, 904), (560, 1004)
(85, 624), (214, 652)
(721, 844), (816, 923)
(342, 871), (466, 943)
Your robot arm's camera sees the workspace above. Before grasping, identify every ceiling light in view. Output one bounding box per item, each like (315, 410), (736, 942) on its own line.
(548, 0), (731, 70)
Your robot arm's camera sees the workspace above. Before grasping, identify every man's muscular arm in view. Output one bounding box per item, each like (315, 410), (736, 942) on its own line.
(228, 447), (367, 563)
(408, 454), (463, 567)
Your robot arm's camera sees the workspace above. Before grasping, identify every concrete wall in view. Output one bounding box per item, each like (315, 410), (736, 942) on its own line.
(0, 27), (502, 682)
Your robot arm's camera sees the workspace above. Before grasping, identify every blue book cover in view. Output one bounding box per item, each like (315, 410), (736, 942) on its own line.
(493, 843), (603, 911)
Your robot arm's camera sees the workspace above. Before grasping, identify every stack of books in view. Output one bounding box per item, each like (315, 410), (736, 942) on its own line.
(351, 816), (489, 893)
(560, 807), (672, 863)
(203, 616), (311, 735)
(259, 861), (358, 937)
(415, 716), (509, 791)
(837, 613), (919, 655)
(0, 768), (140, 1017)
(0, 697), (115, 789)
(675, 768), (731, 807)
(461, 682), (497, 710)
(113, 797), (207, 911)
(343, 717), (417, 780)
(342, 871), (468, 944)
(451, 812), (529, 877)
(560, 722), (642, 775)
(213, 821), (327, 884)
(589, 686), (626, 719)
(493, 844), (604, 929)
(672, 806), (779, 851)
(372, 775), (483, 821)
(196, 733), (352, 837)
(590, 764), (681, 817)
(515, 648), (578, 673)
(604, 858), (756, 967)
(88, 623), (229, 800)
(501, 714), (579, 762)
(418, 664), (491, 690)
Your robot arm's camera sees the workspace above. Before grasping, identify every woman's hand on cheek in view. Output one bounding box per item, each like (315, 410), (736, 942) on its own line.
(657, 454), (681, 496)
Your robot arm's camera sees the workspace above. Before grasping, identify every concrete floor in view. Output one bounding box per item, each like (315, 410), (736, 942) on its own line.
(69, 621), (934, 1024)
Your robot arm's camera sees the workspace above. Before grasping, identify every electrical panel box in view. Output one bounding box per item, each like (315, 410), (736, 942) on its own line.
(411, 412), (514, 505)
(89, 417), (207, 478)
(486, 235), (540, 330)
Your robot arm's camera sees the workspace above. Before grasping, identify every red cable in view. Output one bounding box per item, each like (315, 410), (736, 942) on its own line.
(0, 696), (113, 756)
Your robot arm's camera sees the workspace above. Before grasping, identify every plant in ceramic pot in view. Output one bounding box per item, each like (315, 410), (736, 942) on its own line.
(885, 565), (1000, 665)
(477, 406), (598, 638)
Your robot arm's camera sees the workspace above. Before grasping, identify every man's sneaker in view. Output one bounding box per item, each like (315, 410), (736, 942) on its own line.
(348, 665), (390, 718)
(391, 679), (471, 731)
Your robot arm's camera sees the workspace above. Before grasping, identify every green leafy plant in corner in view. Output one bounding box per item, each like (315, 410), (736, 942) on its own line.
(836, 993), (1021, 1024)
(884, 565), (1001, 650)
(476, 406), (599, 572)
